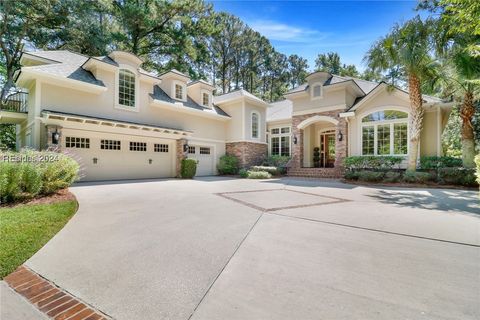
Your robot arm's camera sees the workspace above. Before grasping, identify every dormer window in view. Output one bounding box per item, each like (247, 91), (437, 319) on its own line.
(175, 84), (183, 100)
(202, 92), (209, 107)
(311, 82), (323, 100)
(119, 69), (136, 107)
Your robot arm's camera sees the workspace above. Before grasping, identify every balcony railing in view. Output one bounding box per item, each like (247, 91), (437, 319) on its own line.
(1, 90), (28, 113)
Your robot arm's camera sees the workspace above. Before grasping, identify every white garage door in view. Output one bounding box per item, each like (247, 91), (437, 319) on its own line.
(187, 145), (214, 176)
(63, 131), (175, 181)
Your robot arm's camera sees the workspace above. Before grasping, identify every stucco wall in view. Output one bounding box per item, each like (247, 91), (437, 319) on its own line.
(290, 88), (347, 113)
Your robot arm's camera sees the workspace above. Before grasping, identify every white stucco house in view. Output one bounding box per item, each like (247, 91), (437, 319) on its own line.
(0, 50), (453, 180)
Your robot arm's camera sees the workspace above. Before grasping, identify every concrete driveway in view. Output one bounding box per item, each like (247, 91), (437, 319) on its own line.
(23, 177), (480, 319)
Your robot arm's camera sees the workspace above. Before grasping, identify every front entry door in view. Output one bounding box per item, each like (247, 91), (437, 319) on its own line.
(320, 132), (335, 168)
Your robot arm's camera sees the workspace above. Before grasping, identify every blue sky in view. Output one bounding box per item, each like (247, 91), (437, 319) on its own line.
(209, 1), (421, 72)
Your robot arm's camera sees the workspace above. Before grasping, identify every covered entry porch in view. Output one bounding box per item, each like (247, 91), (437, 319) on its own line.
(289, 113), (347, 177)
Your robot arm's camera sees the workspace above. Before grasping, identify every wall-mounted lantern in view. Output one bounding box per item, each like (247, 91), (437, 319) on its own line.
(52, 127), (60, 144)
(92, 157), (98, 164)
(293, 135), (298, 145)
(338, 131), (343, 142)
(183, 143), (189, 152)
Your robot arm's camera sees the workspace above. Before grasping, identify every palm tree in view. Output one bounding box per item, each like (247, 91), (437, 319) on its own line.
(364, 16), (437, 171)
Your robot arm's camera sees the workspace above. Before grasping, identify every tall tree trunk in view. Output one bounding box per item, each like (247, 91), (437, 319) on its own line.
(407, 74), (424, 171)
(460, 91), (476, 168)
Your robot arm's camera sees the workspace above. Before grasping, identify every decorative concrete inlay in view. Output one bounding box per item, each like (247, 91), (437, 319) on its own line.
(4, 265), (110, 320)
(217, 189), (350, 212)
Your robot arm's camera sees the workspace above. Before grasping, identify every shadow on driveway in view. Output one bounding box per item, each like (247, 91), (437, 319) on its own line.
(369, 188), (480, 216)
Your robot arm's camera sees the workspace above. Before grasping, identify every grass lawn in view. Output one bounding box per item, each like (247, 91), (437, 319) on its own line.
(0, 200), (77, 279)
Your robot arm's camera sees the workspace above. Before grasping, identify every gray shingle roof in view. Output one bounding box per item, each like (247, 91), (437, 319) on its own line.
(286, 75), (377, 96)
(151, 85), (230, 117)
(267, 100), (292, 122)
(24, 50), (105, 87)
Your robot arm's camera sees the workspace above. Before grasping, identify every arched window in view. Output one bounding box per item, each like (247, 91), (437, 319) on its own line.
(361, 110), (408, 156)
(118, 69), (136, 107)
(251, 112), (259, 139)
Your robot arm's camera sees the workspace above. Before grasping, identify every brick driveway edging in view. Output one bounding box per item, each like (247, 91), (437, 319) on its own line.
(4, 265), (110, 320)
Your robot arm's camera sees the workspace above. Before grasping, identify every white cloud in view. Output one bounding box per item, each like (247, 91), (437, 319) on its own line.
(248, 20), (329, 43)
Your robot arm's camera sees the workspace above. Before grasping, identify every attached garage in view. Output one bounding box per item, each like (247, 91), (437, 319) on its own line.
(62, 129), (176, 181)
(187, 144), (215, 176)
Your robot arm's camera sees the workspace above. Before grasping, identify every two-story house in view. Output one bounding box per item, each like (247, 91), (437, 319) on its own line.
(0, 50), (452, 181)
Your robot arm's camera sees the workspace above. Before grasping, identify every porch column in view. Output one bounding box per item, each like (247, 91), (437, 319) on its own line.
(334, 117), (348, 169)
(175, 138), (187, 178)
(292, 115), (303, 168)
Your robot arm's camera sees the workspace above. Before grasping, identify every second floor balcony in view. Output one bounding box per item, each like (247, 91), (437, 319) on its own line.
(0, 90), (28, 124)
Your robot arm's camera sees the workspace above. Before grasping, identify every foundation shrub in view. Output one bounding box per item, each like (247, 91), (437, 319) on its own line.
(437, 167), (477, 187)
(383, 171), (402, 183)
(239, 168), (248, 178)
(217, 155), (239, 175)
(356, 170), (384, 182)
(419, 156), (462, 169)
(250, 166), (278, 175)
(181, 158), (197, 179)
(246, 170), (272, 179)
(402, 171), (433, 184)
(344, 156), (404, 171)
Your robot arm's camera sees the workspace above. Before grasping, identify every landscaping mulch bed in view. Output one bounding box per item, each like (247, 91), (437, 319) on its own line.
(342, 179), (478, 190)
(0, 189), (77, 208)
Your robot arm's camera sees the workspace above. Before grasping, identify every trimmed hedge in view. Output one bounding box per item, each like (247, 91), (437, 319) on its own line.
(437, 167), (477, 187)
(246, 170), (272, 179)
(356, 170), (384, 182)
(0, 150), (79, 204)
(250, 166), (278, 175)
(419, 156), (462, 169)
(403, 171), (433, 184)
(181, 158), (197, 179)
(217, 155), (239, 175)
(344, 156), (404, 170)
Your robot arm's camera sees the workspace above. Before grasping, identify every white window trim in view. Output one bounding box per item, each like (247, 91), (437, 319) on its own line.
(114, 64), (140, 112)
(269, 125), (292, 156)
(172, 80), (187, 102)
(250, 111), (260, 140)
(310, 82), (323, 100)
(200, 89), (212, 108)
(360, 114), (409, 156)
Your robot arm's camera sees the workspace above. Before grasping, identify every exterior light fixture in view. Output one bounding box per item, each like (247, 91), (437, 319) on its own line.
(183, 144), (189, 152)
(149, 159), (153, 164)
(52, 127), (60, 144)
(93, 157), (98, 164)
(293, 135), (297, 145)
(338, 131), (343, 141)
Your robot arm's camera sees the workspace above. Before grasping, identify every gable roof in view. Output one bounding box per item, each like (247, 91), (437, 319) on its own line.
(267, 99), (292, 122)
(286, 75), (374, 96)
(19, 50), (105, 87)
(213, 89), (267, 106)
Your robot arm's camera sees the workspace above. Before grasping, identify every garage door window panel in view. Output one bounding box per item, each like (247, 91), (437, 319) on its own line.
(200, 147), (211, 155)
(101, 139), (121, 150)
(154, 144), (169, 152)
(66, 137), (90, 148)
(130, 142), (147, 151)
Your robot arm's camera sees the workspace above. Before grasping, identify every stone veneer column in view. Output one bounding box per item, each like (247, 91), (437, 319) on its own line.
(176, 139), (187, 177)
(225, 141), (267, 168)
(291, 109), (348, 170)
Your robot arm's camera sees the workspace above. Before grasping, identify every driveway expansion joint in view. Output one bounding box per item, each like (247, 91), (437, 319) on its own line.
(4, 265), (112, 320)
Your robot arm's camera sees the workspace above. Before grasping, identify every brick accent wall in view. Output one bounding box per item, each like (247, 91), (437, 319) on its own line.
(175, 139), (187, 177)
(226, 141), (268, 168)
(291, 110), (348, 169)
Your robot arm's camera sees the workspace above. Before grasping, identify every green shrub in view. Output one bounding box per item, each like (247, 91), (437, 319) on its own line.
(181, 158), (197, 179)
(437, 167), (478, 187)
(239, 168), (248, 178)
(250, 166), (278, 175)
(344, 156), (404, 171)
(217, 155), (239, 175)
(356, 170), (384, 182)
(383, 171), (402, 183)
(344, 171), (359, 180)
(419, 156), (462, 169)
(0, 150), (79, 204)
(247, 170), (272, 179)
(263, 155), (290, 175)
(403, 171), (433, 184)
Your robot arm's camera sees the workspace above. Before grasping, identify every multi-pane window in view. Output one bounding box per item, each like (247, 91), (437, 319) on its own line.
(270, 126), (291, 156)
(130, 142), (147, 151)
(362, 126), (375, 155)
(251, 112), (259, 138)
(175, 84), (183, 100)
(361, 110), (408, 156)
(154, 144), (169, 153)
(200, 147), (211, 155)
(188, 146), (196, 154)
(65, 137), (90, 148)
(119, 69), (135, 107)
(394, 123), (408, 154)
(101, 139), (121, 150)
(202, 92), (209, 106)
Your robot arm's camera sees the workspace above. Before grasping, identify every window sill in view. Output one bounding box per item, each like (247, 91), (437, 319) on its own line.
(115, 105), (139, 113)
